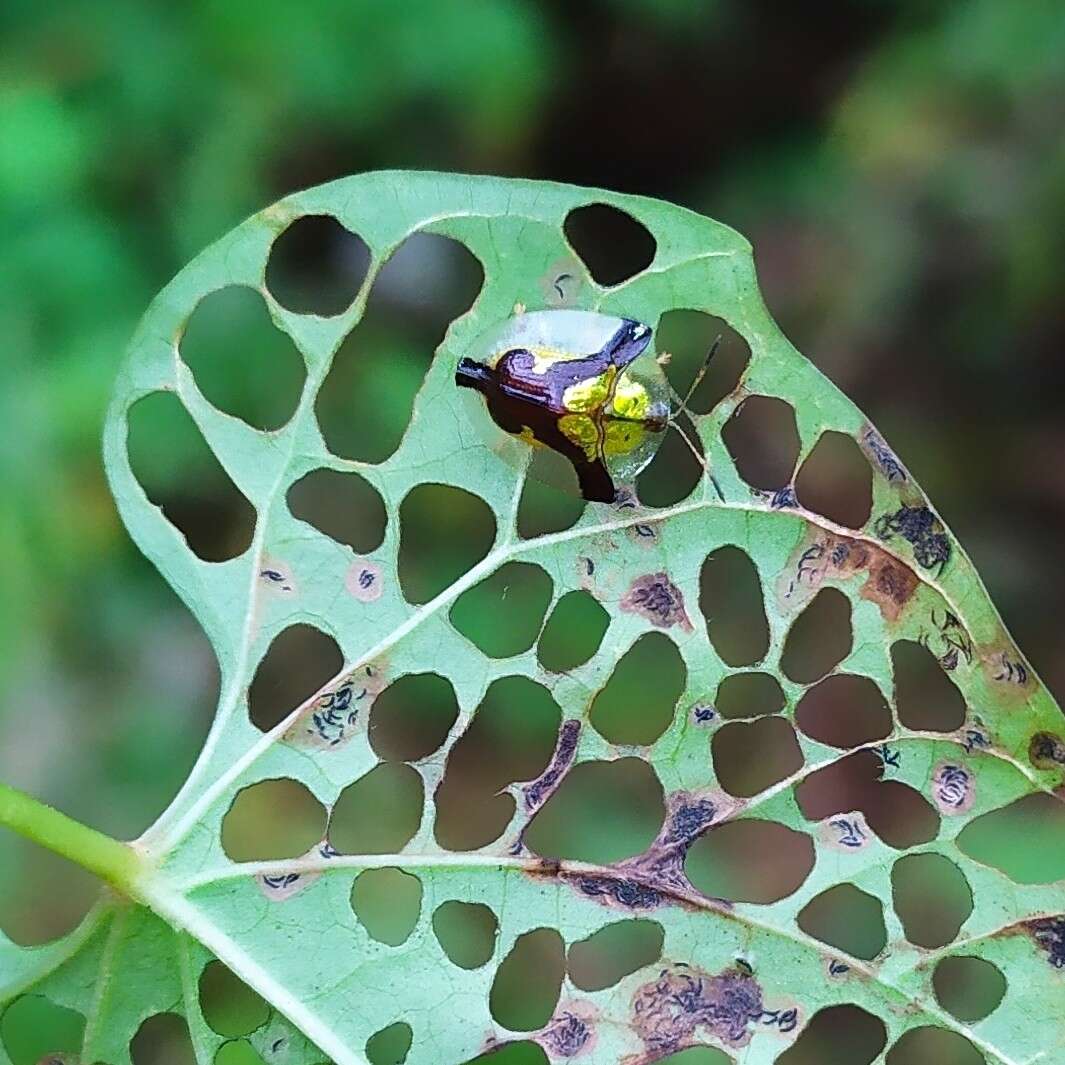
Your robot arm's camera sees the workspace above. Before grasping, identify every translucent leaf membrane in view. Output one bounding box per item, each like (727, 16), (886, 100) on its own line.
(9, 173), (1061, 1065)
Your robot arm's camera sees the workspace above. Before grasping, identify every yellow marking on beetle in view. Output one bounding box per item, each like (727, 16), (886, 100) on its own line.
(558, 413), (599, 461)
(563, 366), (617, 413)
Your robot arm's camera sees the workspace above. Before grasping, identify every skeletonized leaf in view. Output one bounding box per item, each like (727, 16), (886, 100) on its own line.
(3, 172), (1064, 1065)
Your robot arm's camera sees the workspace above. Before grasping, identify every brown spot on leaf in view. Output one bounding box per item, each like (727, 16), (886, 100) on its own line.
(778, 530), (918, 623)
(345, 559), (383, 602)
(259, 557), (297, 596)
(1026, 916), (1065, 969)
(1030, 732), (1065, 770)
(632, 963), (764, 1052)
(990, 650), (1031, 687)
(621, 572), (693, 631)
(256, 841), (335, 901)
(931, 762), (975, 815)
(865, 559), (919, 621)
(818, 813), (871, 852)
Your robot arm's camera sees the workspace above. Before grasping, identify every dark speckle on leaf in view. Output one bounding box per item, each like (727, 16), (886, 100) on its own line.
(541, 1011), (592, 1057)
(664, 800), (716, 845)
(875, 505), (951, 570)
(524, 720), (581, 811)
(1030, 732), (1065, 769)
(862, 428), (907, 482)
(994, 652), (1029, 685)
(621, 572), (692, 630)
(632, 963), (764, 1051)
(1028, 917), (1065, 969)
(578, 875), (661, 909)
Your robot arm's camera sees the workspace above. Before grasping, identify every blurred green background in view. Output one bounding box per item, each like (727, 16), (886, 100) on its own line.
(2, 0), (1064, 1046)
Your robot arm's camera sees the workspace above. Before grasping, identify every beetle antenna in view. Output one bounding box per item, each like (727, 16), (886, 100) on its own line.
(659, 336), (725, 502)
(664, 418), (725, 502)
(671, 335), (721, 421)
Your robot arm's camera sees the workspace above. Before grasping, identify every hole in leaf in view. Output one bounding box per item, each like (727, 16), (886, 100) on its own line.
(711, 717), (803, 798)
(563, 203), (655, 286)
(795, 431), (873, 528)
(462, 1042), (548, 1064)
(265, 214), (370, 317)
(433, 900), (498, 970)
(780, 588), (852, 685)
(892, 853), (972, 949)
(722, 395), (799, 491)
(655, 310), (750, 415)
(776, 1005), (886, 1065)
(538, 590), (610, 672)
(286, 468), (386, 554)
(450, 562), (553, 658)
(652, 1050), (732, 1065)
(179, 286), (305, 430)
(795, 749), (880, 820)
(886, 1027), (983, 1065)
(892, 640), (967, 733)
(567, 919), (664, 991)
(714, 672), (785, 719)
(516, 448), (586, 538)
(352, 868), (422, 946)
(933, 956), (1007, 1023)
(685, 820), (814, 904)
(130, 1013), (196, 1065)
(699, 546), (769, 666)
(590, 632), (686, 746)
(866, 782), (940, 849)
(524, 758), (665, 864)
(369, 673), (459, 762)
(330, 763), (423, 855)
(317, 232), (482, 462)
(490, 928), (565, 1031)
(795, 674), (892, 749)
(435, 677), (561, 850)
(127, 392), (256, 561)
(221, 778), (326, 861)
(215, 1040), (266, 1065)
(398, 484), (496, 605)
(199, 961), (270, 1037)
(796, 751), (940, 849)
(957, 793), (1065, 883)
(635, 409), (704, 508)
(366, 1021), (413, 1065)
(0, 838), (97, 946)
(248, 624), (343, 732)
(797, 883), (887, 960)
(0, 996), (85, 1065)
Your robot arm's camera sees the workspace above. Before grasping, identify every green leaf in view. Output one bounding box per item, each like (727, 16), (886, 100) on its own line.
(3, 171), (1065, 1065)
